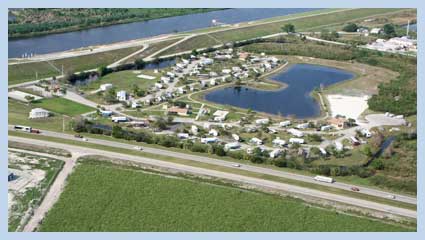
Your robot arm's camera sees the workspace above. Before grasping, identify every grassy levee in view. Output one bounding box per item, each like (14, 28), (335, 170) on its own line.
(8, 46), (143, 85)
(159, 8), (404, 56)
(9, 130), (417, 211)
(38, 158), (413, 232)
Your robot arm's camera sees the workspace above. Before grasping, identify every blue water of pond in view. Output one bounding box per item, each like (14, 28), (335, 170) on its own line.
(205, 64), (354, 118)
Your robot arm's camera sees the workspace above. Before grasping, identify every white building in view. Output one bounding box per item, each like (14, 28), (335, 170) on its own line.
(225, 142), (241, 150)
(287, 128), (304, 137)
(201, 58), (214, 65)
(269, 149), (282, 158)
(116, 90), (127, 101)
(209, 129), (219, 137)
(335, 141), (344, 151)
(272, 138), (286, 147)
(222, 69), (231, 74)
(289, 138), (305, 144)
(250, 137), (263, 145)
(232, 134), (240, 141)
(370, 28), (382, 34)
(361, 128), (372, 138)
(100, 83), (113, 91)
(279, 120), (291, 127)
(201, 137), (218, 144)
(131, 101), (141, 108)
(191, 125), (199, 135)
(255, 118), (270, 125)
(161, 76), (171, 84)
(29, 108), (50, 119)
(213, 110), (229, 122)
(177, 133), (190, 139)
(296, 123), (310, 129)
(320, 125), (332, 131)
(155, 83), (164, 89)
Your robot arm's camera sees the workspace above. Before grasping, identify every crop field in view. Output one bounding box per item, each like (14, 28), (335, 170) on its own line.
(38, 159), (412, 232)
(8, 46), (143, 85)
(33, 97), (95, 116)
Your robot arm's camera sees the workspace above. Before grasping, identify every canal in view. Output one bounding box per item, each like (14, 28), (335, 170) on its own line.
(204, 64), (354, 118)
(8, 8), (316, 58)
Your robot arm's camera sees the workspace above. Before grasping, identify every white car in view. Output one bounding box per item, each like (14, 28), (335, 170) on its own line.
(82, 138), (88, 142)
(232, 164), (241, 167)
(133, 146), (143, 151)
(386, 195), (396, 199)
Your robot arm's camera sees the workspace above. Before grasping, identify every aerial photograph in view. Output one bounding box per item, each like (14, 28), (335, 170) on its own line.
(7, 8), (417, 232)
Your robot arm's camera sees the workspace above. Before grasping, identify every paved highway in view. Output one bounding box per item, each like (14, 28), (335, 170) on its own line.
(9, 126), (417, 206)
(9, 136), (417, 219)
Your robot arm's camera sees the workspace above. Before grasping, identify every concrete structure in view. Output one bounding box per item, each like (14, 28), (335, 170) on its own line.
(8, 90), (42, 103)
(29, 108), (50, 119)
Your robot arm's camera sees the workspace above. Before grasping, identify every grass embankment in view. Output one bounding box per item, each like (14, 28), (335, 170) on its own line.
(159, 9), (404, 57)
(8, 46), (143, 85)
(9, 131), (417, 211)
(38, 158), (413, 232)
(9, 141), (71, 157)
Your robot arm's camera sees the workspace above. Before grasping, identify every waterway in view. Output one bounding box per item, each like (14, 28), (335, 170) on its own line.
(8, 8), (316, 58)
(204, 64), (354, 118)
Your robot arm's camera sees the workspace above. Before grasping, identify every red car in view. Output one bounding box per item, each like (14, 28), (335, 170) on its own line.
(351, 187), (360, 192)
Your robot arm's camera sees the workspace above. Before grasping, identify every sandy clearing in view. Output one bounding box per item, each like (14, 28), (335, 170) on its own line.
(327, 94), (369, 120)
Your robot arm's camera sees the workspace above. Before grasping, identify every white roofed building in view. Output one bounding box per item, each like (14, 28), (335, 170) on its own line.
(29, 108), (50, 119)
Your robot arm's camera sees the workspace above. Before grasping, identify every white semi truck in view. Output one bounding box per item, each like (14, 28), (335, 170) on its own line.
(313, 175), (334, 183)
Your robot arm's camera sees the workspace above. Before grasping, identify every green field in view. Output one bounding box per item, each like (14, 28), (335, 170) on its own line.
(8, 46), (143, 86)
(39, 159), (412, 232)
(8, 100), (68, 132)
(81, 69), (159, 94)
(159, 8), (404, 56)
(33, 97), (94, 116)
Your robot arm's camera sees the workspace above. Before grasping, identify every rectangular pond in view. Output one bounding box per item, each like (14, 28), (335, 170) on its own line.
(204, 64), (354, 118)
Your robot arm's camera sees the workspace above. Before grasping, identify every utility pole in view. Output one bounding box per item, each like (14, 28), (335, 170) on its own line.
(406, 20), (410, 37)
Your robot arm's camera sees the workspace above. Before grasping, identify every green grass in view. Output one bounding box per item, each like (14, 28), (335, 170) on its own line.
(80, 69), (159, 94)
(8, 99), (69, 132)
(33, 97), (94, 116)
(159, 9), (404, 56)
(9, 131), (417, 211)
(8, 46), (143, 85)
(38, 158), (412, 232)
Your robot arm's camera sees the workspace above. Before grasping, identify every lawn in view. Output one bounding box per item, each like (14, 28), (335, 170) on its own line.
(39, 159), (412, 232)
(8, 46), (143, 85)
(33, 97), (94, 116)
(8, 99), (68, 132)
(81, 69), (160, 94)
